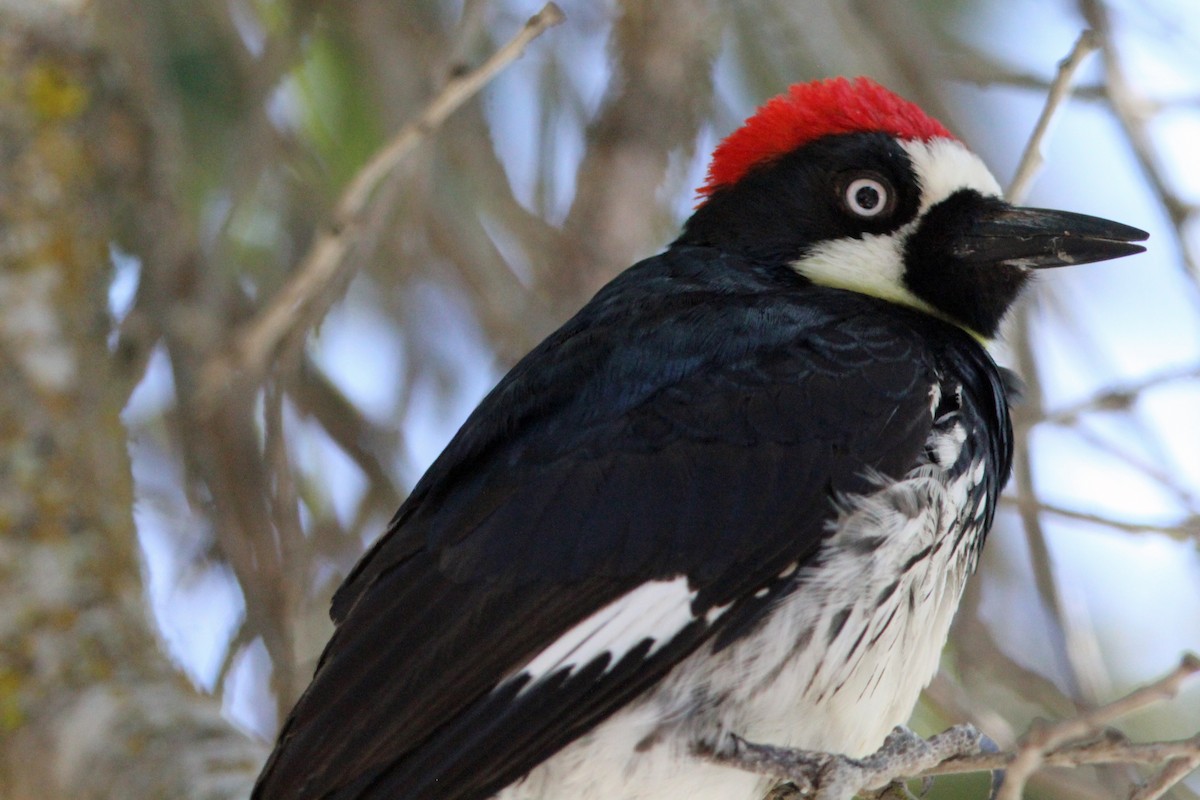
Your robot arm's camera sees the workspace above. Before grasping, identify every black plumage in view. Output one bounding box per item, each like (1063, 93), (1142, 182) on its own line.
(253, 244), (1013, 800)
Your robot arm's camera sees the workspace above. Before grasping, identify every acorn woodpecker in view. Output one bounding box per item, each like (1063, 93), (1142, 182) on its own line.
(253, 77), (1147, 800)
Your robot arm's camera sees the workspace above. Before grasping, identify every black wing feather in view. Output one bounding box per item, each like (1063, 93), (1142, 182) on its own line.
(254, 247), (1007, 800)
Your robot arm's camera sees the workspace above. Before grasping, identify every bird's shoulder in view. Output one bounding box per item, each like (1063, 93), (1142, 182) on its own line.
(333, 246), (961, 615)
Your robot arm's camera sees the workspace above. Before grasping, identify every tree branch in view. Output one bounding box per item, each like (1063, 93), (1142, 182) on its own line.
(1080, 0), (1200, 287)
(924, 729), (1200, 776)
(1011, 304), (1092, 702)
(999, 496), (1198, 540)
(1007, 29), (1099, 204)
(555, 0), (722, 306)
(197, 2), (565, 411)
(993, 653), (1200, 800)
(1129, 753), (1200, 800)
(1036, 363), (1200, 427)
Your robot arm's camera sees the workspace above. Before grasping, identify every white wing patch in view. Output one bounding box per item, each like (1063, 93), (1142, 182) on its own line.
(515, 577), (698, 686)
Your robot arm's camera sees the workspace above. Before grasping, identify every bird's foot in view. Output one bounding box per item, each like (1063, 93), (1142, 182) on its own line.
(699, 724), (985, 800)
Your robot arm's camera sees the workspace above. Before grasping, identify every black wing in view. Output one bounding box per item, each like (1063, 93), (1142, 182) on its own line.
(253, 248), (993, 800)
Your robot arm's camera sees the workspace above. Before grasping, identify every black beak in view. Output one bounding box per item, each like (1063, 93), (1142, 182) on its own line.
(953, 205), (1149, 270)
(904, 191), (1148, 338)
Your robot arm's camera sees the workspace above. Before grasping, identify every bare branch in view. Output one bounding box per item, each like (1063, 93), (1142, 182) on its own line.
(999, 496), (1198, 540)
(1007, 29), (1099, 204)
(994, 653), (1200, 800)
(262, 379), (304, 710)
(197, 3), (566, 410)
(1128, 754), (1200, 800)
(555, 0), (722, 306)
(945, 46), (1103, 100)
(923, 729), (1200, 777)
(1038, 363), (1200, 427)
(1080, 0), (1200, 285)
(290, 356), (403, 502)
(698, 725), (986, 799)
(1070, 422), (1200, 514)
(335, 2), (561, 227)
(1011, 306), (1091, 701)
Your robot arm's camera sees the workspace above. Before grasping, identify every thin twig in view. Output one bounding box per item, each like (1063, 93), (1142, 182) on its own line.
(197, 2), (566, 410)
(994, 654), (1200, 800)
(1011, 305), (1088, 702)
(1058, 654), (1199, 732)
(1007, 29), (1099, 204)
(1080, 0), (1200, 286)
(263, 377), (303, 712)
(1038, 363), (1200, 427)
(1071, 423), (1200, 513)
(1128, 754), (1200, 800)
(889, 657), (1199, 787)
(920, 730), (1200, 777)
(290, 355), (403, 499)
(999, 495), (1198, 539)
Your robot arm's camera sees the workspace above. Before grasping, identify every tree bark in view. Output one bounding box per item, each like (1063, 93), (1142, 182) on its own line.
(0, 7), (261, 797)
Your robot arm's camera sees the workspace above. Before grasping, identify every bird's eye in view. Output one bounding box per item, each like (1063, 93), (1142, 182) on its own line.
(842, 176), (892, 219)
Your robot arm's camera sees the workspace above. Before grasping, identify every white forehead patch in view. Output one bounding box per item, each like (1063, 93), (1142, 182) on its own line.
(902, 138), (1003, 212)
(790, 137), (1002, 329)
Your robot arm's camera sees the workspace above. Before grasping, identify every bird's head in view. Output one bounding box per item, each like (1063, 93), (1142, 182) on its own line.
(677, 76), (1148, 339)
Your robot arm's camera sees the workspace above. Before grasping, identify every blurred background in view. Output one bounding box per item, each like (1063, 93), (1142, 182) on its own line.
(1, 0), (1198, 797)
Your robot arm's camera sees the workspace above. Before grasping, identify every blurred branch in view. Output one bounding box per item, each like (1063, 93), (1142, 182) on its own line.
(943, 47), (1200, 115)
(1130, 754), (1200, 800)
(291, 356), (403, 503)
(556, 0), (722, 305)
(1080, 0), (1200, 286)
(946, 47), (1105, 101)
(924, 672), (1017, 748)
(1007, 30), (1099, 204)
(204, 11), (317, 270)
(198, 2), (565, 411)
(925, 728), (1200, 777)
(949, 579), (1079, 725)
(263, 379), (303, 711)
(847, 0), (957, 124)
(1011, 306), (1090, 702)
(424, 187), (560, 357)
(1070, 423), (1200, 514)
(214, 620), (257, 703)
(1038, 363), (1200, 427)
(1000, 496), (1198, 540)
(991, 654), (1200, 800)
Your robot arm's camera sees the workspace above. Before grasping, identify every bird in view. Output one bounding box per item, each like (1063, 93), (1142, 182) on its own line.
(252, 76), (1147, 800)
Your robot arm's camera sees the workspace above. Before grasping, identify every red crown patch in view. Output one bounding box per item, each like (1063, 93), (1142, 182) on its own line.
(699, 77), (955, 199)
